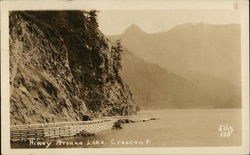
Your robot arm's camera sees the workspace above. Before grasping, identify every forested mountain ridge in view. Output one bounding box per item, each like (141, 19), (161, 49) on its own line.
(119, 49), (240, 109)
(117, 23), (241, 87)
(110, 23), (241, 109)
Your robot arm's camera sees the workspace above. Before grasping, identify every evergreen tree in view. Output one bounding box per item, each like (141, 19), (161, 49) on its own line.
(88, 10), (99, 29)
(112, 39), (123, 75)
(115, 39), (123, 70)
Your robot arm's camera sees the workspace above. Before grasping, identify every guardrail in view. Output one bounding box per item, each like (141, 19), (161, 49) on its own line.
(10, 119), (117, 141)
(10, 113), (154, 142)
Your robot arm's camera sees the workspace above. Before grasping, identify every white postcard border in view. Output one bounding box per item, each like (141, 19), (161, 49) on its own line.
(1, 0), (249, 154)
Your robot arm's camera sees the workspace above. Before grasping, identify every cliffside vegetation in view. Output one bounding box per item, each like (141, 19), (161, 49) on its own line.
(9, 11), (137, 125)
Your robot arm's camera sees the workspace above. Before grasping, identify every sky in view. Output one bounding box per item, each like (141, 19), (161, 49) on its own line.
(97, 9), (240, 35)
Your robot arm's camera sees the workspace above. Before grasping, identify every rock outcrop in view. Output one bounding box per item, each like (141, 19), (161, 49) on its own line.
(9, 11), (137, 125)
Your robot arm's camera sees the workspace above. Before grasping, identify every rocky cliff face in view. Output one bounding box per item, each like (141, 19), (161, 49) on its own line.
(9, 11), (137, 125)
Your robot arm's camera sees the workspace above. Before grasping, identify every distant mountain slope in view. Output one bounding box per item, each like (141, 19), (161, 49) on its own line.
(110, 23), (241, 109)
(114, 23), (241, 87)
(120, 49), (240, 109)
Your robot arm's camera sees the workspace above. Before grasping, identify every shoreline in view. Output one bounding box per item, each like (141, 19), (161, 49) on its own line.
(10, 109), (241, 148)
(10, 113), (158, 144)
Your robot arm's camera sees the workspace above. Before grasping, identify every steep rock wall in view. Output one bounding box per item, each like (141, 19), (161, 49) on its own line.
(9, 11), (136, 125)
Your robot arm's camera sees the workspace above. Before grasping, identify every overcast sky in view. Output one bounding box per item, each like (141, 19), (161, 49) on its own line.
(97, 9), (240, 35)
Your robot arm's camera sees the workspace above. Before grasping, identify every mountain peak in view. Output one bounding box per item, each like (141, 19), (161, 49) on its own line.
(128, 24), (141, 29)
(123, 24), (146, 35)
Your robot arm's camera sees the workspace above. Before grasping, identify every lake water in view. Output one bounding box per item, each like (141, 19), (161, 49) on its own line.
(12, 109), (241, 148)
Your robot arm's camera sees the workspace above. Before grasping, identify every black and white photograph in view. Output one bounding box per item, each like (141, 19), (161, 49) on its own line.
(1, 0), (249, 154)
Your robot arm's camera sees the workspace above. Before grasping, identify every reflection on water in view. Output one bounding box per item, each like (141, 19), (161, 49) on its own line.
(11, 109), (241, 148)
